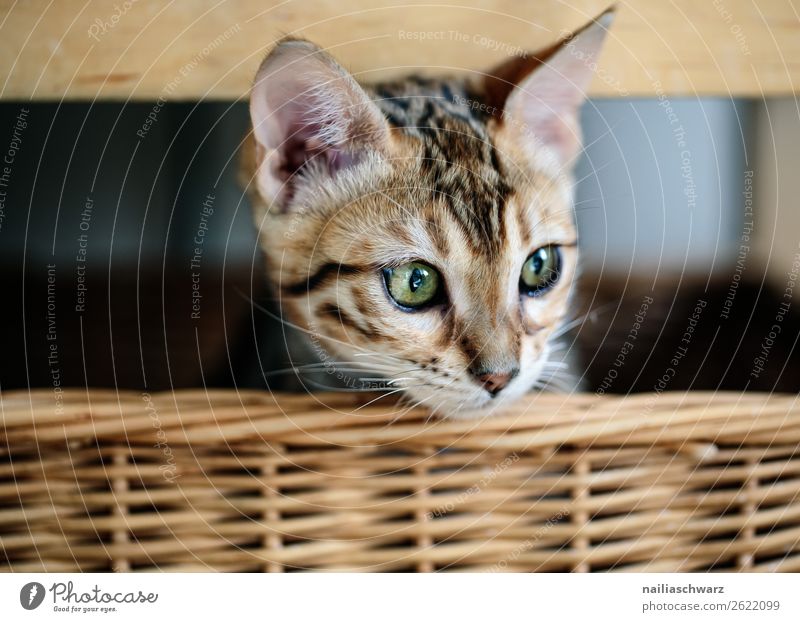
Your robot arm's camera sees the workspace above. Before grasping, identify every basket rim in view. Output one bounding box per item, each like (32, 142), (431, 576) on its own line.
(2, 389), (797, 453)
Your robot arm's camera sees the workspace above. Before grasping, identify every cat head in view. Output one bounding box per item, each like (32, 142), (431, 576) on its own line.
(246, 11), (613, 417)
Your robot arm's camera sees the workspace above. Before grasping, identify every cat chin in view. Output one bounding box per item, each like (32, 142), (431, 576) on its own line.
(398, 358), (551, 420)
(428, 385), (551, 420)
(414, 383), (533, 420)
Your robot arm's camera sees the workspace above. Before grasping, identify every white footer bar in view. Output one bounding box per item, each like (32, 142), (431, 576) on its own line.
(2, 573), (798, 621)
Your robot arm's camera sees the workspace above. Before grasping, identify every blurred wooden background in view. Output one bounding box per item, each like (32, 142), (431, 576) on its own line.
(0, 0), (798, 99)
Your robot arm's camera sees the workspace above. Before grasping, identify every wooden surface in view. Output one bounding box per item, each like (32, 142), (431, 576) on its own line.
(0, 0), (797, 101)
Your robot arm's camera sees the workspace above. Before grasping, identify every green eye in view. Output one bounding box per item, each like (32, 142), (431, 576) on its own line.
(383, 262), (441, 309)
(520, 245), (561, 296)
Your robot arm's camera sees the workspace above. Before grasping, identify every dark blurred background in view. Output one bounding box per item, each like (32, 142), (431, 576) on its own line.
(0, 102), (264, 391)
(1, 99), (798, 394)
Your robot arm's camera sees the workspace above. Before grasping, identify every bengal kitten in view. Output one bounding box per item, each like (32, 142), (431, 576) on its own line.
(243, 12), (614, 417)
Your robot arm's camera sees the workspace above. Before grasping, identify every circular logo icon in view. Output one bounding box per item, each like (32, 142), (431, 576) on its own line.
(20, 582), (45, 610)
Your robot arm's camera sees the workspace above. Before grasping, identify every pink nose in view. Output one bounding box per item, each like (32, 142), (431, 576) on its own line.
(476, 371), (516, 396)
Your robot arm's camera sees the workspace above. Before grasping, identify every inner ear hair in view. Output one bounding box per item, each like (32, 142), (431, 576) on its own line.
(479, 40), (562, 115)
(480, 9), (615, 113)
(249, 38), (390, 210)
(475, 8), (615, 166)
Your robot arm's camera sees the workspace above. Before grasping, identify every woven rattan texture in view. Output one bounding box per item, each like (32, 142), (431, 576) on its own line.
(2, 390), (799, 572)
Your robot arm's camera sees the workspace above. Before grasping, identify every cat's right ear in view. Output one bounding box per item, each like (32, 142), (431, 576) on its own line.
(249, 39), (390, 210)
(481, 9), (614, 169)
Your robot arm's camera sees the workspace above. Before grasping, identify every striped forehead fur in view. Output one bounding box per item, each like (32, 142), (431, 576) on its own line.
(368, 77), (514, 255)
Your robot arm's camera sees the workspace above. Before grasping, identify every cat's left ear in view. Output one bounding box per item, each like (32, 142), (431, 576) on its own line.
(482, 9), (615, 168)
(249, 39), (391, 210)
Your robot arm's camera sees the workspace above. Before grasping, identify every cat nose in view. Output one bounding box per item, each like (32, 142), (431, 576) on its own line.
(474, 369), (519, 396)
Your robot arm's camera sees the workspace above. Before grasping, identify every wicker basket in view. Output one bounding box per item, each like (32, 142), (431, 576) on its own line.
(1, 389), (799, 572)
